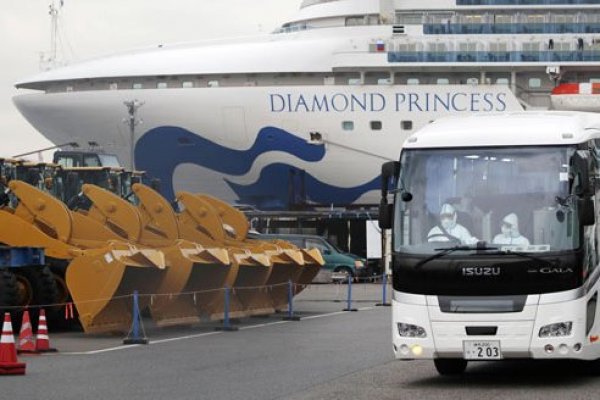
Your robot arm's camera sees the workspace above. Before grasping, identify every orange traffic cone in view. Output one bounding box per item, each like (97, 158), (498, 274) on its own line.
(35, 309), (57, 353)
(17, 310), (38, 355)
(0, 313), (26, 375)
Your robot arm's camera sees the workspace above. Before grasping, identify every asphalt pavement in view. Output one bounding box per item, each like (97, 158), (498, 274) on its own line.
(2, 284), (599, 400)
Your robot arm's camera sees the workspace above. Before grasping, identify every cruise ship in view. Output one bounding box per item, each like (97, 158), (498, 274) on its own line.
(13, 0), (600, 210)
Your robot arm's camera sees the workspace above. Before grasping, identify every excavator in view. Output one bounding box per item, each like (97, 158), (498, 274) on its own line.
(0, 161), (167, 333)
(0, 154), (323, 332)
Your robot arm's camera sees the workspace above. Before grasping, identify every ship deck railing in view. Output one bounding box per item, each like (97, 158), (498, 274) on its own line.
(424, 23), (600, 35)
(388, 50), (600, 63)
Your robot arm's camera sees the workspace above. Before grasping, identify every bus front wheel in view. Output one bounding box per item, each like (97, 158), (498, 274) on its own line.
(434, 359), (468, 375)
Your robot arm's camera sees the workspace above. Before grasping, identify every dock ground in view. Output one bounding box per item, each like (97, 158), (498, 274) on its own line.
(3, 284), (598, 400)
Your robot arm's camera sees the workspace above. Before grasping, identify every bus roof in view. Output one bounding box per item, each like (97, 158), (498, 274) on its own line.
(403, 112), (600, 149)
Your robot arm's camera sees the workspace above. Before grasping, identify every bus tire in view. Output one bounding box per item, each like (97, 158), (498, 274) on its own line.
(434, 359), (468, 375)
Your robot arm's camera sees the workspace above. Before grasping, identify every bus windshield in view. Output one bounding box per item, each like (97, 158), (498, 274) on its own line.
(394, 146), (579, 254)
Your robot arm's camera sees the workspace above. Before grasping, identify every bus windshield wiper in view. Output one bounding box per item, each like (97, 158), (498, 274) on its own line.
(492, 249), (558, 267)
(414, 243), (498, 270)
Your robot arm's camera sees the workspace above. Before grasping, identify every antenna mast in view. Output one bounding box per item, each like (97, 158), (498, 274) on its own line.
(40, 0), (64, 70)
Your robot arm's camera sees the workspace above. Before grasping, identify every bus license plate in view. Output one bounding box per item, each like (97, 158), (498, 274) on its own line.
(463, 341), (502, 360)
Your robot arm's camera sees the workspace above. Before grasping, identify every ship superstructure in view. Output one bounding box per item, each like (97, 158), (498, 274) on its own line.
(13, 0), (600, 209)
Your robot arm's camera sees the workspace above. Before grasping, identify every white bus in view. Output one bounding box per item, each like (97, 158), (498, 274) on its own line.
(378, 112), (600, 375)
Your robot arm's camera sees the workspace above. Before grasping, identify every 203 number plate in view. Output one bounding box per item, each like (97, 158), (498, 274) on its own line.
(463, 341), (502, 360)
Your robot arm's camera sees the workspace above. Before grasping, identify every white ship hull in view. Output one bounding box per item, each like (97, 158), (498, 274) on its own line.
(13, 84), (521, 208)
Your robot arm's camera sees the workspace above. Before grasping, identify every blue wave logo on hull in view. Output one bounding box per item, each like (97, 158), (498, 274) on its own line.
(135, 126), (379, 209)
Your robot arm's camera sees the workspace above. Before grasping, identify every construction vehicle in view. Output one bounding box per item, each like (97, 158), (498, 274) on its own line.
(0, 245), (48, 314)
(193, 194), (324, 310)
(0, 151), (322, 331)
(62, 163), (317, 317)
(76, 180), (232, 326)
(0, 160), (167, 333)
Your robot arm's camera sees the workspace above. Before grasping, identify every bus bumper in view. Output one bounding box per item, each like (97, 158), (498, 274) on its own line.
(392, 290), (599, 361)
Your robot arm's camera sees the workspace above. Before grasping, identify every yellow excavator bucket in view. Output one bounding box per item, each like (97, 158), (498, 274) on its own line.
(176, 192), (273, 318)
(261, 239), (324, 297)
(4, 180), (166, 333)
(195, 194), (317, 311)
(66, 242), (166, 333)
(81, 183), (232, 326)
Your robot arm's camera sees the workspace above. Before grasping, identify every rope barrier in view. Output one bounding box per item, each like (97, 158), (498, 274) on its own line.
(0, 276), (391, 313)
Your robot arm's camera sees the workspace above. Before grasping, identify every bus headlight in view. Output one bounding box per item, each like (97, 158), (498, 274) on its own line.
(539, 322), (573, 338)
(397, 323), (427, 338)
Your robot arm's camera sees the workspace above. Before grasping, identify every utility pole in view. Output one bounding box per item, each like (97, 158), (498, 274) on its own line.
(123, 100), (144, 170)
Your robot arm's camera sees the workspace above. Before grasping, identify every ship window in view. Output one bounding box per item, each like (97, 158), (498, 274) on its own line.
(401, 121), (413, 131)
(496, 78), (509, 85)
(466, 78), (479, 85)
(348, 78), (362, 85)
(370, 121), (382, 131)
(346, 16), (366, 26)
(133, 83), (143, 90)
(208, 80), (219, 88)
(490, 42), (508, 52)
(495, 14), (512, 24)
(407, 78), (420, 85)
(459, 42), (477, 52)
(523, 42), (540, 52)
(430, 43), (447, 52)
(528, 78), (542, 88)
(342, 121), (354, 131)
(182, 81), (194, 88)
(66, 86), (74, 92)
(157, 82), (168, 89)
(109, 82), (118, 90)
(395, 12), (422, 25)
(437, 78), (450, 85)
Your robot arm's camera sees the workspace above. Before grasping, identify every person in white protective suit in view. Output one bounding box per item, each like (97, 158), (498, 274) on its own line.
(427, 203), (478, 245)
(492, 213), (530, 246)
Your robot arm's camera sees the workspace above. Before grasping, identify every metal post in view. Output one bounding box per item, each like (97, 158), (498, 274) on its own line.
(343, 275), (358, 312)
(283, 280), (300, 321)
(123, 290), (149, 345)
(376, 274), (391, 307)
(124, 100), (144, 170)
(216, 286), (238, 331)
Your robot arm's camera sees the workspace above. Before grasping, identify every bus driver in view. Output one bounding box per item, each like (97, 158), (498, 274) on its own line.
(427, 203), (478, 245)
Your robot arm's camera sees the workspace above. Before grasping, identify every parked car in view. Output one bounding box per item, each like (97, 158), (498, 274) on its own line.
(252, 233), (368, 283)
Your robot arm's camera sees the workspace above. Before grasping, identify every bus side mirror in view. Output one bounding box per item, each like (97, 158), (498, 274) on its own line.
(571, 150), (592, 197)
(379, 200), (394, 230)
(379, 161), (400, 230)
(380, 161), (400, 199)
(579, 198), (595, 226)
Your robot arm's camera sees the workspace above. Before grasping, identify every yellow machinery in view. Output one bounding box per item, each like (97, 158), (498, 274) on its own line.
(177, 193), (320, 314)
(77, 181), (232, 326)
(195, 195), (324, 309)
(0, 180), (166, 333)
(0, 156), (323, 331)
(176, 192), (276, 316)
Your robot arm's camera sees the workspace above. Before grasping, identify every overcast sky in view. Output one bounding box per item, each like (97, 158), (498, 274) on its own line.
(1, 0), (301, 159)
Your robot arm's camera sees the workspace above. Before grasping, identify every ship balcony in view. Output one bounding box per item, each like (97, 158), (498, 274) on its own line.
(387, 50), (600, 63)
(457, 0), (600, 5)
(424, 23), (600, 35)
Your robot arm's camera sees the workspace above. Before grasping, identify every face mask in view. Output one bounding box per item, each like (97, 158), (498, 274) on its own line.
(441, 218), (454, 230)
